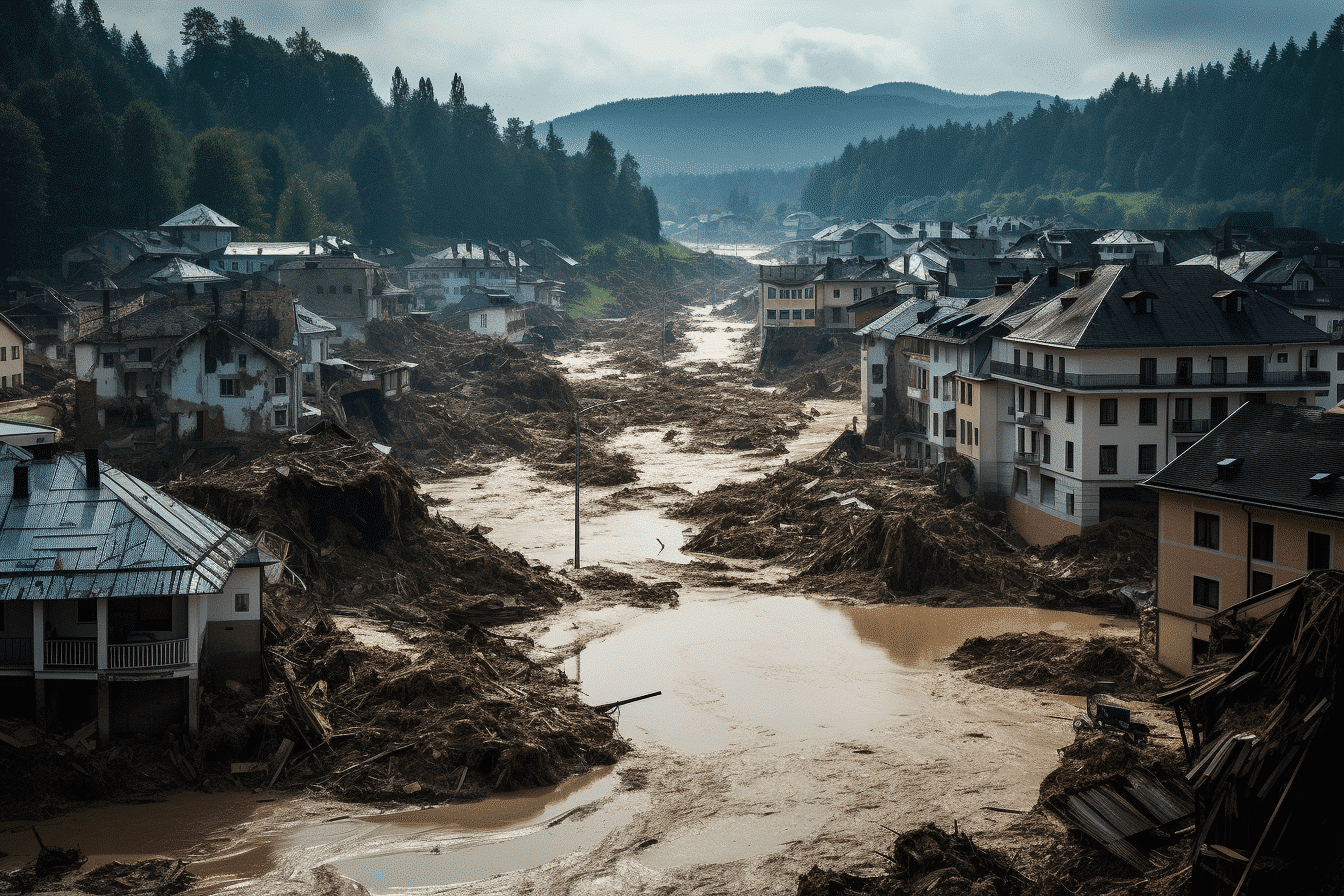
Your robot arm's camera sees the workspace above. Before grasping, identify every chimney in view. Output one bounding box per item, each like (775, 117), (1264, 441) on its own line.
(466, 240), (473, 255)
(84, 449), (100, 490)
(969, 224), (978, 239)
(309, 241), (316, 255)
(211, 285), (221, 319)
(452, 244), (458, 257)
(903, 254), (910, 274)
(1048, 266), (1058, 288)
(239, 290), (248, 329)
(1076, 269), (1093, 288)
(102, 289), (111, 322)
(13, 464), (29, 501)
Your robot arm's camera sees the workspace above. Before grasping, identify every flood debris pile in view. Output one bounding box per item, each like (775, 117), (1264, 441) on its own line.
(537, 439), (639, 486)
(948, 632), (1170, 698)
(347, 317), (578, 470)
(564, 565), (682, 607)
(211, 613), (628, 802)
(797, 822), (1030, 896)
(164, 433), (575, 615)
(1153, 569), (1344, 894)
(0, 840), (198, 895)
(674, 453), (1155, 607)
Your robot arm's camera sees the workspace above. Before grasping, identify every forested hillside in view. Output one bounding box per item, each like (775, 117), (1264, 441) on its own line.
(801, 15), (1344, 238)
(0, 0), (659, 279)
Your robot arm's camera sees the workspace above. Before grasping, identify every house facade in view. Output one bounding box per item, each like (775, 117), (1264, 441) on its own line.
(159, 204), (239, 255)
(0, 312), (29, 390)
(0, 447), (269, 743)
(986, 265), (1331, 544)
(404, 242), (532, 310)
(278, 256), (407, 345)
(759, 264), (822, 331)
(74, 305), (300, 440)
(1144, 402), (1344, 675)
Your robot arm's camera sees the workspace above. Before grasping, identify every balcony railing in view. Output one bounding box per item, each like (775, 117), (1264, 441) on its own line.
(1014, 452), (1041, 466)
(0, 637), (33, 667)
(109, 638), (189, 670)
(45, 638), (95, 667)
(1172, 418), (1213, 434)
(989, 361), (1329, 391)
(1016, 412), (1045, 427)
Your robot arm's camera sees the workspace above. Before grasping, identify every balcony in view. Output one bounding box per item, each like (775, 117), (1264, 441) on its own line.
(109, 638), (189, 671)
(0, 638), (33, 668)
(1016, 412), (1045, 428)
(45, 638), (95, 668)
(907, 386), (929, 401)
(1172, 418), (1213, 434)
(989, 361), (1329, 391)
(1014, 452), (1041, 466)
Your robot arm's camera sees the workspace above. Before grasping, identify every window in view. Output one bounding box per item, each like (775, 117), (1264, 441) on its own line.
(1211, 396), (1228, 425)
(805, 288), (813, 299)
(1277, 352), (1288, 363)
(0, 348), (6, 362)
(966, 383), (973, 406)
(1017, 386), (1025, 412)
(1041, 475), (1056, 507)
(231, 261), (239, 271)
(792, 309), (802, 320)
(237, 353), (247, 370)
(1176, 357), (1192, 385)
(235, 592), (250, 612)
(1100, 398), (1118, 425)
(1065, 441), (1074, 471)
(766, 309), (777, 320)
(1193, 576), (1220, 610)
(1066, 492), (1075, 515)
(1252, 571), (1274, 595)
(973, 426), (979, 446)
(219, 378), (239, 397)
(1139, 357), (1157, 385)
(1308, 349), (1319, 369)
(1174, 397), (1192, 423)
(274, 376), (288, 395)
(853, 288), (861, 300)
(1194, 512), (1220, 550)
(804, 309), (815, 320)
(1305, 315), (1317, 328)
(767, 287), (777, 299)
(832, 307), (843, 323)
(1138, 444), (1157, 474)
(871, 364), (884, 385)
(1337, 351), (1344, 371)
(832, 289), (840, 299)
(1066, 396), (1075, 423)
(102, 352), (115, 368)
(344, 284), (353, 294)
(1139, 397), (1157, 425)
(1099, 445), (1118, 474)
(1042, 434), (1051, 465)
(1307, 531), (1332, 570)
(1251, 522), (1274, 562)
(1027, 351), (1034, 371)
(1043, 393), (1051, 418)
(1029, 390), (1037, 414)
(1014, 469), (1028, 496)
(274, 408), (288, 427)
(1013, 349), (1021, 371)
(1210, 357), (1227, 385)
(480, 313), (490, 327)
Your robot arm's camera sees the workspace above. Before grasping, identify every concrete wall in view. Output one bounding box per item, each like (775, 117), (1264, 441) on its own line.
(1005, 495), (1084, 545)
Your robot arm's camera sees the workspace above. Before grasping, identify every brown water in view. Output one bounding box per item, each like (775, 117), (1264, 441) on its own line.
(2, 307), (1134, 893)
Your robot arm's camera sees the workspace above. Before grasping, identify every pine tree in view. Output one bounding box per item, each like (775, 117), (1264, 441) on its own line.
(188, 128), (262, 228)
(274, 175), (318, 240)
(0, 104), (48, 279)
(349, 125), (409, 246)
(119, 100), (178, 228)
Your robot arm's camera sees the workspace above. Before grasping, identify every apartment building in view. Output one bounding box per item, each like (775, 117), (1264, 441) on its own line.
(985, 264), (1330, 544)
(1144, 402), (1344, 674)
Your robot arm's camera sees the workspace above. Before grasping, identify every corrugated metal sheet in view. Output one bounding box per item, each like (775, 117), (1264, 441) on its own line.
(0, 453), (251, 601)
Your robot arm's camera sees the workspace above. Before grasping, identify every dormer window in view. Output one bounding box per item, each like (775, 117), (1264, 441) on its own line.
(1309, 473), (1336, 496)
(1213, 290), (1247, 313)
(1122, 291), (1155, 314)
(1215, 457), (1244, 481)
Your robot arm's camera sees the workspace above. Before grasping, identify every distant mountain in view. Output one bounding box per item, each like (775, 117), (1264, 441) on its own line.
(547, 83), (1079, 176)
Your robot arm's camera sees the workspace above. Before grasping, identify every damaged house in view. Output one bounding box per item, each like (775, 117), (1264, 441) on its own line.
(278, 254), (410, 346)
(74, 300), (300, 442)
(0, 446), (271, 744)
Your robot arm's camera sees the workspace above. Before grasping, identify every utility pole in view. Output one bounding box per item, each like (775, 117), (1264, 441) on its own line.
(574, 399), (627, 568)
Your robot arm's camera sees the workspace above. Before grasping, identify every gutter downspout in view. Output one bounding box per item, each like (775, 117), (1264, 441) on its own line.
(1242, 503), (1254, 605)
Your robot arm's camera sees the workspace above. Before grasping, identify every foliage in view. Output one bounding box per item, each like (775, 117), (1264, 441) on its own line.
(801, 14), (1344, 238)
(0, 3), (658, 273)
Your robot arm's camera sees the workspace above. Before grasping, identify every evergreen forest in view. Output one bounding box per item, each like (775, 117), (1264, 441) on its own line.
(800, 14), (1344, 239)
(0, 0), (661, 279)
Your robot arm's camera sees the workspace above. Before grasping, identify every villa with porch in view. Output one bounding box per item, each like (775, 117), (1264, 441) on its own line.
(0, 446), (271, 744)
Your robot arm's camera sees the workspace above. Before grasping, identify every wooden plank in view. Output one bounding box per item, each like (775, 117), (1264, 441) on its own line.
(266, 738), (295, 789)
(231, 762), (267, 774)
(63, 721), (97, 749)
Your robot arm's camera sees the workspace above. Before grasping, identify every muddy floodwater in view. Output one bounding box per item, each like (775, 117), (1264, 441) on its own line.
(2, 307), (1137, 895)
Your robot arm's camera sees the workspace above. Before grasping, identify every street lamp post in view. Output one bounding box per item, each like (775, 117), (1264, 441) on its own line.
(574, 399), (627, 568)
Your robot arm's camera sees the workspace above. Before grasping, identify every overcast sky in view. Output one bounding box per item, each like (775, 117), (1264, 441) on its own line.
(100, 1), (1341, 124)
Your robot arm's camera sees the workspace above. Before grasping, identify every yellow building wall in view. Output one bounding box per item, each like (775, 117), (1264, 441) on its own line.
(1006, 496), (1084, 545)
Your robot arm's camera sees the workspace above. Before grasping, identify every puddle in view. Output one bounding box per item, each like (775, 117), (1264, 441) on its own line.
(0, 791), (273, 872)
(557, 594), (1132, 755)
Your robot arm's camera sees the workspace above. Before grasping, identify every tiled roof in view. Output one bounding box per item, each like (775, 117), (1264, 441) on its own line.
(0, 451), (254, 601)
(77, 302), (206, 343)
(147, 258), (231, 285)
(160, 204), (239, 230)
(1004, 264), (1329, 350)
(1143, 402), (1344, 520)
